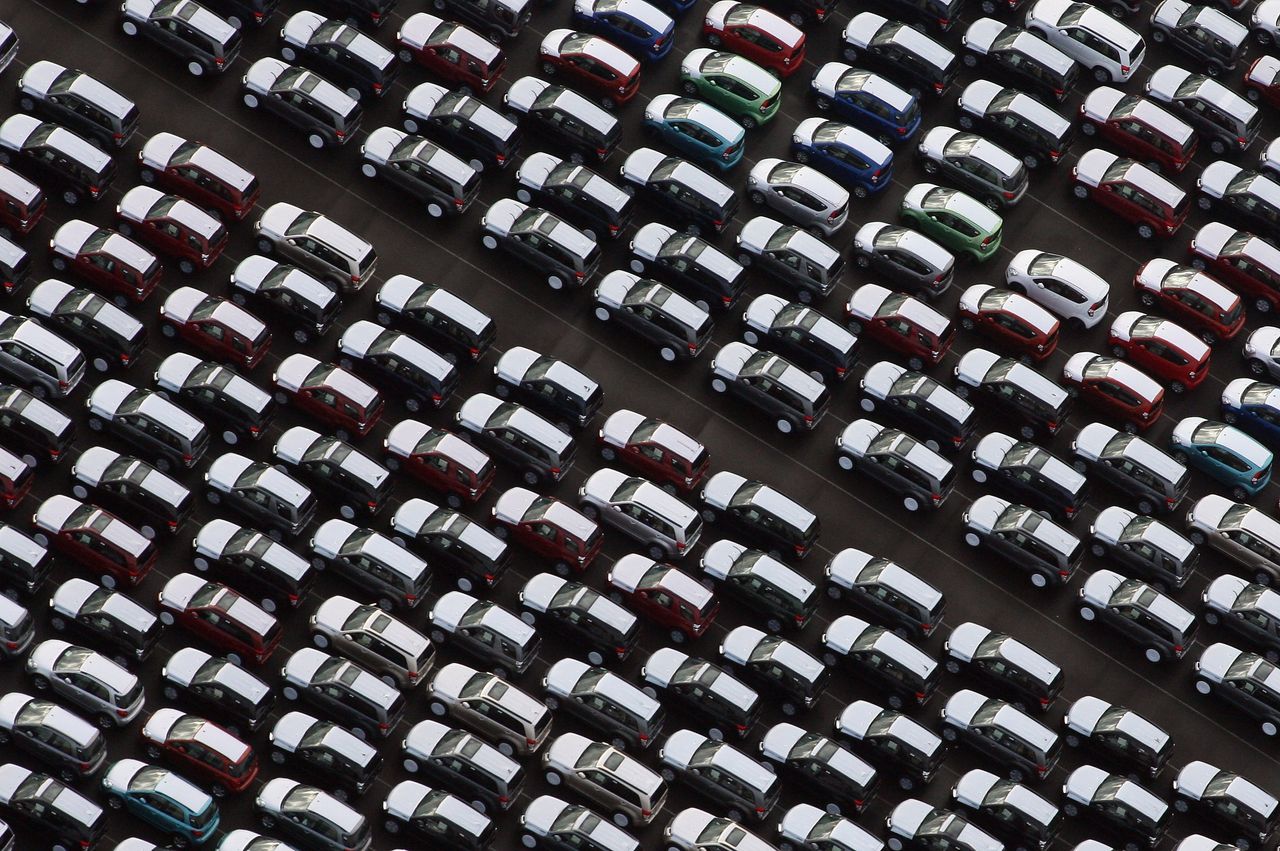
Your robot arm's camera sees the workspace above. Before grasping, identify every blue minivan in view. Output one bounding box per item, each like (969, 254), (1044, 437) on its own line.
(810, 62), (921, 146)
(791, 118), (893, 198)
(1222, 379), (1280, 448)
(572, 0), (675, 61)
(102, 759), (219, 846)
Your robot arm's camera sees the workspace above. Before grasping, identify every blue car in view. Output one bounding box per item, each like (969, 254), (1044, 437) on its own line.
(791, 117), (893, 198)
(1223, 378), (1280, 448)
(809, 61), (921, 146)
(643, 94), (745, 170)
(572, 0), (675, 61)
(1170, 416), (1273, 501)
(103, 759), (220, 846)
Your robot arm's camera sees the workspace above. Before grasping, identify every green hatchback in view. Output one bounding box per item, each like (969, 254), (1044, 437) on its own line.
(679, 48), (781, 129)
(899, 182), (1003, 262)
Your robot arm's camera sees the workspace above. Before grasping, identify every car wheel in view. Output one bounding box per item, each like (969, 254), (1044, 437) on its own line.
(308, 133), (325, 149)
(587, 650), (605, 666)
(547, 274), (565, 290)
(1232, 486), (1250, 502)
(776, 418), (793, 434)
(964, 532), (981, 547)
(1263, 721), (1278, 737)
(907, 356), (925, 371)
(1249, 358), (1270, 377)
(888, 839), (904, 851)
(121, 20), (139, 35)
(242, 92), (259, 109)
(188, 60), (206, 77)
(903, 495), (921, 512)
(710, 377), (728, 394)
(1030, 572), (1048, 588)
(1093, 66), (1111, 83)
(1136, 223), (1155, 240)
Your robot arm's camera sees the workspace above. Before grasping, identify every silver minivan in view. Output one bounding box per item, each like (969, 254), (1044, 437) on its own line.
(543, 657), (665, 750)
(310, 595), (435, 689)
(542, 732), (667, 828)
(427, 663), (552, 757)
(0, 311), (84, 399)
(25, 639), (144, 728)
(578, 468), (702, 560)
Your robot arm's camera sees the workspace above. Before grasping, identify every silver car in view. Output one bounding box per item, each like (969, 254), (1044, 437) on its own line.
(427, 663), (552, 757)
(542, 732), (667, 828)
(309, 596), (435, 689)
(25, 639), (144, 728)
(578, 468), (702, 559)
(746, 159), (849, 236)
(0, 311), (84, 399)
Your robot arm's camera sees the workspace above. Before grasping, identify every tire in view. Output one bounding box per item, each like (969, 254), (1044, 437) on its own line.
(1204, 610), (1221, 626)
(482, 234), (498, 250)
(1194, 678), (1212, 695)
(308, 133), (325, 150)
(903, 496), (921, 512)
(243, 93), (259, 109)
(188, 61), (206, 77)
(1093, 66), (1111, 83)
(710, 377), (728, 394)
(777, 418), (793, 434)
(1150, 28), (1166, 43)
(957, 115), (974, 131)
(122, 20), (139, 35)
(1030, 572), (1048, 588)
(1136, 223), (1155, 240)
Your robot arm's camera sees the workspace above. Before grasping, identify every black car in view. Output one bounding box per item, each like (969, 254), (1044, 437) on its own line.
(1172, 761), (1278, 850)
(153, 353), (275, 445)
(701, 472), (821, 560)
(951, 769), (1062, 851)
(0, 694), (107, 783)
(203, 0), (280, 28)
(824, 548), (947, 640)
(956, 81), (1075, 169)
(0, 385), (74, 465)
(700, 540), (819, 633)
(720, 626), (829, 716)
(191, 519), (316, 613)
(742, 295), (858, 383)
(47, 578), (162, 665)
(836, 421), (956, 513)
(842, 13), (959, 98)
(435, 0), (531, 42)
(279, 11), (400, 99)
(836, 700), (947, 791)
(230, 256), (342, 346)
(642, 649), (762, 741)
(402, 83), (521, 172)
(1197, 164), (1280, 243)
(0, 114), (117, 207)
(16, 62), (140, 149)
(954, 349), (1071, 441)
(759, 724), (879, 815)
(516, 153), (634, 241)
(917, 126), (1028, 210)
(860, 361), (976, 454)
(945, 622), (1064, 712)
(1150, 0), (1249, 77)
(961, 21), (1080, 104)
(25, 279), (145, 373)
(493, 347), (603, 430)
(274, 426), (392, 520)
(375, 276), (496, 363)
(734, 217), (845, 304)
(269, 711), (383, 798)
(0, 766), (105, 850)
(821, 615), (941, 708)
(70, 447), (193, 537)
(0, 522), (52, 599)
(392, 499), (511, 592)
(312, 0), (398, 29)
(1063, 696), (1174, 780)
(162, 647), (276, 734)
(620, 149), (739, 237)
(710, 342), (831, 434)
(762, 0), (836, 26)
(869, 0), (964, 32)
(338, 321), (458, 413)
(360, 129), (481, 219)
(593, 272), (714, 362)
(969, 432), (1088, 522)
(504, 78), (620, 164)
(519, 574), (640, 664)
(121, 0), (244, 77)
(630, 223), (746, 312)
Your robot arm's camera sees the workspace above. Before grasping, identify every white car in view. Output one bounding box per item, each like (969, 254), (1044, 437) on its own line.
(1025, 0), (1145, 82)
(746, 158), (849, 236)
(779, 803), (882, 851)
(887, 799), (1003, 851)
(522, 796), (639, 851)
(1005, 249), (1109, 329)
(1254, 0), (1280, 45)
(665, 807), (775, 851)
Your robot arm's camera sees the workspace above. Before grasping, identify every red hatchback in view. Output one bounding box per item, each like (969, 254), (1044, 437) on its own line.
(48, 220), (162, 305)
(141, 708), (258, 796)
(703, 1), (805, 78)
(845, 283), (955, 371)
(1190, 222), (1280, 313)
(1133, 258), (1244, 344)
(1062, 352), (1165, 433)
(956, 283), (1059, 363)
(0, 165), (46, 237)
(597, 409), (710, 494)
(158, 573), (282, 666)
(540, 30), (641, 107)
(1246, 56), (1280, 110)
(32, 495), (156, 588)
(1078, 88), (1198, 174)
(159, 287), (273, 371)
(492, 487), (604, 574)
(1072, 149), (1189, 240)
(116, 186), (228, 275)
(273, 354), (385, 440)
(1108, 311), (1210, 394)
(608, 554), (718, 641)
(0, 445), (33, 509)
(397, 12), (508, 94)
(137, 133), (262, 222)
(383, 420), (496, 507)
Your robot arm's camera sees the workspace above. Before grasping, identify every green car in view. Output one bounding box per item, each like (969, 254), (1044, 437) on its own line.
(899, 182), (1003, 262)
(679, 48), (781, 129)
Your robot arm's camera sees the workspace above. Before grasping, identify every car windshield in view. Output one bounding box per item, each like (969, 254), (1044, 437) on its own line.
(878, 293), (910, 318)
(1224, 233), (1254, 256)
(1027, 253), (1063, 277)
(1192, 421), (1229, 444)
(1082, 359), (1114, 382)
(870, 21), (906, 47)
(994, 505), (1035, 533)
(1004, 443), (1049, 470)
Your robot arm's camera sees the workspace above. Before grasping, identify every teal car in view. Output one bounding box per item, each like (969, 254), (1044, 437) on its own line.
(679, 48), (781, 129)
(103, 759), (219, 846)
(899, 182), (1003, 262)
(643, 93), (745, 170)
(1170, 416), (1273, 501)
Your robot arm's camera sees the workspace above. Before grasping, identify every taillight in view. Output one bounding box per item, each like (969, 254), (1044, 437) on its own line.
(550, 467), (561, 477)
(755, 806), (766, 815)
(933, 82), (944, 93)
(898, 126), (908, 136)
(379, 721), (390, 731)
(937, 16), (949, 25)
(735, 723), (748, 733)
(4, 641), (16, 650)
(368, 500), (379, 510)
(1003, 191), (1015, 199)
(405, 594), (417, 604)
(931, 492), (942, 506)
(920, 623), (933, 632)
(1046, 421), (1058, 434)
(58, 380), (69, 389)
(576, 271), (585, 280)
(803, 414), (814, 425)
(335, 130), (345, 140)
(168, 520), (178, 531)
(526, 737), (537, 745)
(351, 274), (360, 285)
(1049, 150), (1061, 162)
(454, 197), (465, 210)
(370, 11), (383, 20)
(215, 57), (225, 67)
(596, 147), (608, 157)
(495, 154), (507, 165)
(1039, 696), (1050, 707)
(952, 435), (963, 447)
(914, 691), (927, 701)
(1120, 65), (1130, 74)
(1166, 496), (1176, 507)
(794, 613), (806, 624)
(499, 796), (510, 805)
(253, 10), (265, 20)
(794, 544), (807, 556)
(116, 708), (129, 717)
(1238, 137), (1249, 146)
(120, 353), (131, 365)
(981, 235), (994, 246)
(1174, 644), (1185, 655)
(712, 219), (724, 229)
(1058, 569), (1070, 578)
(182, 454), (193, 463)
(615, 645), (628, 656)
(722, 295), (733, 305)
(249, 425), (260, 436)
(1253, 471), (1263, 484)
(113, 133), (124, 141)
(288, 594), (300, 604)
(372, 83), (383, 93)
(1037, 764), (1048, 776)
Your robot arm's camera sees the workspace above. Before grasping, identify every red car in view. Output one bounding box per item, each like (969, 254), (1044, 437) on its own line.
(1078, 87), (1197, 174)
(956, 283), (1059, 363)
(1246, 56), (1280, 109)
(397, 12), (508, 94)
(845, 283), (955, 371)
(31, 495), (156, 588)
(1108, 311), (1210, 394)
(1062, 352), (1165, 433)
(1191, 222), (1280, 313)
(383, 420), (495, 507)
(1133, 258), (1244, 344)
(0, 445), (32, 509)
(492, 487), (603, 574)
(116, 186), (228, 275)
(158, 573), (282, 666)
(141, 708), (258, 796)
(48, 220), (162, 305)
(1072, 149), (1189, 240)
(137, 133), (261, 222)
(0, 165), (46, 237)
(607, 554), (718, 641)
(273, 354), (385, 440)
(597, 409), (710, 494)
(539, 29), (641, 107)
(703, 1), (805, 78)
(159, 287), (272, 371)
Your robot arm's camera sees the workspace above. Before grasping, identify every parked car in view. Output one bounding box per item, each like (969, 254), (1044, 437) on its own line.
(272, 353), (384, 439)
(1005, 249), (1110, 329)
(1063, 695), (1172, 779)
(1187, 495), (1280, 586)
(32, 495), (156, 588)
(519, 573), (639, 663)
(701, 539), (817, 632)
(253, 202), (377, 292)
(961, 19), (1078, 103)
(359, 127), (480, 219)
(115, 185), (227, 274)
(642, 648), (761, 741)
(608, 555), (718, 643)
(382, 779), (495, 849)
(1145, 65), (1259, 156)
(953, 348), (1070, 440)
(229, 256), (341, 346)
(402, 719), (525, 814)
(0, 764), (105, 849)
(835, 700), (947, 791)
(956, 285), (1059, 363)
(429, 592), (539, 678)
(309, 519), (430, 611)
(1089, 506), (1197, 590)
(885, 800), (1003, 851)
(26, 639), (145, 728)
(395, 12), (507, 93)
(917, 126), (1027, 209)
(268, 710), (380, 799)
(735, 217), (845, 305)
(541, 732), (665, 826)
(810, 63), (921, 147)
(158, 573), (282, 666)
(710, 342), (830, 434)
(1133, 259), (1242, 344)
(846, 284), (954, 371)
(1202, 574), (1280, 662)
(0, 693), (106, 783)
(703, 2), (805, 77)
(1079, 88), (1197, 174)
(719, 625), (827, 716)
(522, 796), (639, 851)
(1108, 312), (1209, 394)
(0, 114), (115, 207)
(480, 200), (601, 291)
(598, 409), (709, 494)
(1060, 765), (1170, 849)
(374, 275), (495, 362)
(1077, 569), (1197, 662)
(517, 153), (633, 242)
(956, 80), (1074, 170)
(48, 578), (161, 665)
(643, 95), (745, 171)
(742, 294), (857, 383)
(401, 83), (520, 172)
(970, 434), (1087, 522)
(628, 222), (745, 309)
(159, 288), (270, 372)
(837, 420), (956, 512)
(275, 426), (392, 519)
(16, 61), (138, 149)
(840, 12), (958, 98)
(1172, 761), (1277, 850)
(1150, 0), (1248, 77)
(493, 488), (603, 574)
(700, 470), (819, 560)
(962, 495), (1082, 586)
(1170, 417), (1272, 500)
(659, 730), (780, 823)
(279, 648), (405, 739)
(1072, 150), (1189, 240)
(1024, 0), (1146, 83)
(160, 648), (273, 735)
(203, 453), (314, 537)
(136, 132), (260, 221)
(539, 30), (641, 109)
(572, 0), (674, 60)
(49, 220), (162, 305)
(391, 499), (510, 593)
(190, 520), (314, 614)
(1197, 163), (1280, 242)
(944, 622), (1062, 711)
(941, 690), (1059, 782)
(503, 77), (620, 165)
(455, 393), (576, 487)
(1061, 353), (1165, 433)
(427, 663), (551, 756)
(951, 769), (1061, 851)
(0, 311), (84, 399)
(278, 11), (398, 100)
(542, 657), (665, 750)
(240, 58), (362, 149)
(593, 272), (712, 362)
(852, 221), (955, 296)
(141, 708), (257, 796)
(1196, 643), (1280, 736)
(254, 778), (371, 851)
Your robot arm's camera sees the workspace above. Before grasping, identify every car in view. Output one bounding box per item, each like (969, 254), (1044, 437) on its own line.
(49, 219), (162, 306)
(382, 780), (495, 850)
(735, 217), (845, 304)
(885, 800), (1003, 851)
(0, 114), (116, 207)
(359, 127), (481, 219)
(1197, 163), (1280, 242)
(846, 284), (955, 371)
(429, 592), (539, 678)
(1145, 65), (1259, 156)
(26, 639), (145, 728)
(956, 80), (1073, 170)
(951, 769), (1061, 851)
(578, 468), (702, 558)
(309, 519), (431, 611)
(1133, 259), (1243, 344)
(504, 77), (620, 165)
(0, 311), (83, 399)
(240, 58), (362, 149)
(279, 11), (398, 100)
(598, 410), (709, 494)
(141, 709), (257, 797)
(1245, 56), (1280, 108)
(969, 433), (1087, 522)
(494, 347), (602, 430)
(572, 0), (675, 60)
(254, 778), (371, 851)
(26, 279), (145, 377)
(1150, 0), (1248, 78)
(456, 394), (576, 487)
(427, 664), (552, 758)
(480, 200), (601, 291)
(1072, 150), (1189, 240)
(1170, 417), (1272, 499)
(1078, 88), (1197, 174)
(841, 12), (958, 98)
(1108, 312), (1209, 394)
(719, 625), (827, 716)
(374, 275), (495, 363)
(523, 797), (640, 851)
(867, 0), (964, 32)
(835, 700), (947, 791)
(1172, 761), (1278, 849)
(1192, 223), (1280, 313)
(608, 555), (718, 643)
(280, 648), (405, 740)
(1195, 643), (1280, 736)
(272, 353), (383, 439)
(268, 710), (380, 800)
(1024, 0), (1145, 83)
(1089, 506), (1198, 590)
(403, 720), (526, 817)
(160, 648), (273, 735)
(700, 539), (818, 632)
(401, 83), (520, 173)
(0, 594), (32, 662)
(954, 349), (1070, 440)
(1005, 250), (1110, 329)
(1063, 696), (1172, 779)
(703, 2), (805, 77)
(791, 118), (892, 200)
(900, 184), (1001, 263)
(274, 426), (391, 519)
(941, 691), (1060, 782)
(778, 804), (881, 851)
(516, 153), (633, 242)
(190, 520), (315, 614)
(742, 294), (857, 383)
(540, 733), (665, 827)
(310, 596), (433, 690)
(643, 95), (745, 171)
(853, 223), (955, 298)
(822, 615), (940, 708)
(396, 12), (507, 93)
(0, 693), (106, 783)
(159, 288), (270, 372)
(158, 574), (282, 667)
(957, 284), (1059, 362)
(0, 385), (72, 466)
(917, 126), (1028, 210)
(154, 354), (274, 447)
(837, 420), (956, 512)
(337, 321), (457, 413)
(136, 132), (260, 221)
(659, 730), (780, 823)
(747, 159), (848, 237)
(539, 30), (641, 108)
(0, 164), (42, 238)
(494, 488), (603, 574)
(825, 548), (946, 640)
(519, 573), (639, 664)
(1223, 378), (1280, 447)
(962, 494), (1082, 587)
(681, 49), (780, 130)
(1187, 495), (1280, 586)
(253, 201), (377, 292)
(33, 494), (157, 588)
(944, 622), (1062, 711)
(203, 454), (314, 537)
(810, 63), (921, 147)
(623, 154), (740, 243)
(628, 222), (745, 309)
(1061, 766), (1170, 849)
(542, 657), (665, 750)
(17, 61), (139, 149)
(1061, 353), (1164, 433)
(1077, 569), (1197, 662)
(709, 342), (830, 434)
(701, 471), (819, 559)
(1255, 0), (1280, 45)
(229, 256), (341, 346)
(48, 578), (161, 665)
(961, 19), (1079, 104)
(122, 0), (241, 75)
(1203, 574), (1280, 661)
(0, 764), (106, 849)
(641, 649), (761, 740)
(0, 450), (34, 512)
(383, 423), (493, 509)
(593, 272), (713, 362)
